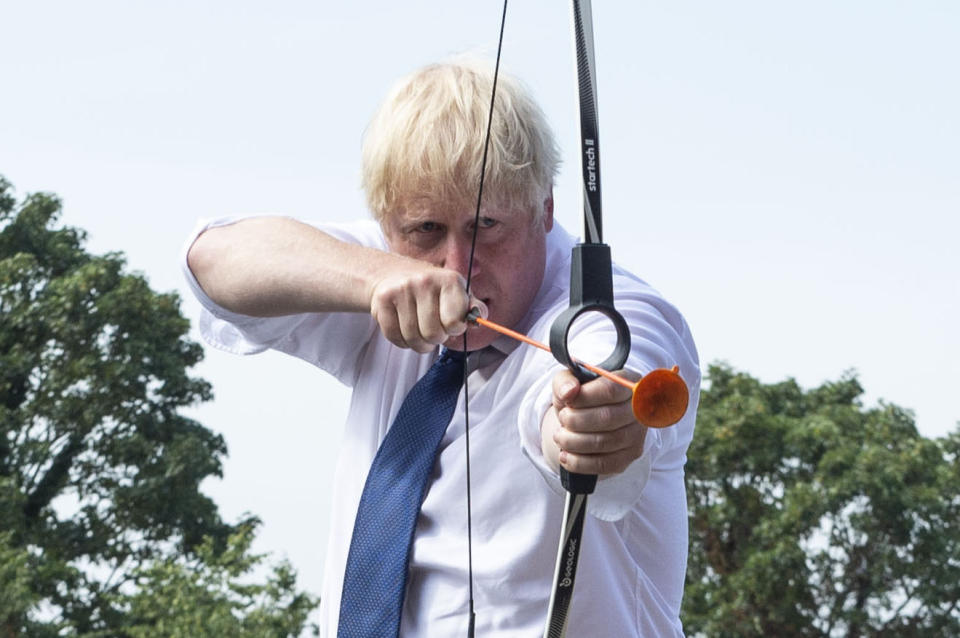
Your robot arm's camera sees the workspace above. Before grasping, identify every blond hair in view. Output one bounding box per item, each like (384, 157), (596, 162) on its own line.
(361, 58), (560, 221)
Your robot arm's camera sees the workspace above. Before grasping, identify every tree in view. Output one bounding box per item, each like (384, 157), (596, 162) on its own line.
(0, 176), (316, 636)
(98, 522), (317, 638)
(0, 526), (35, 635)
(684, 363), (960, 637)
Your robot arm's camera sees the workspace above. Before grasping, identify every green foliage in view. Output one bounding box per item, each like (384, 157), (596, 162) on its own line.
(90, 522), (318, 638)
(684, 363), (960, 637)
(0, 176), (317, 635)
(0, 527), (35, 634)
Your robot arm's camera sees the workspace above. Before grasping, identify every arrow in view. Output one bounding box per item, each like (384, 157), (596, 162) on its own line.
(467, 310), (688, 429)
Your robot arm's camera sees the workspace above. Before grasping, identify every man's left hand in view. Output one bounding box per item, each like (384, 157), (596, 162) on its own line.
(541, 368), (647, 477)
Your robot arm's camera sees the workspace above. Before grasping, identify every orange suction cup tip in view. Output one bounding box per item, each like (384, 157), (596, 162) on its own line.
(631, 365), (689, 428)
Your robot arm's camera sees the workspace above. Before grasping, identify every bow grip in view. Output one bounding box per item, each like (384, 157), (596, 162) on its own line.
(549, 243), (631, 495)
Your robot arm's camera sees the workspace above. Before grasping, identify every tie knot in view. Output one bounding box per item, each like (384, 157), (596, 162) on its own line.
(439, 348), (468, 364)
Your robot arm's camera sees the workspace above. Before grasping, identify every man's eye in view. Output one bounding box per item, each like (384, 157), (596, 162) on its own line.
(417, 221), (440, 233)
(477, 216), (497, 229)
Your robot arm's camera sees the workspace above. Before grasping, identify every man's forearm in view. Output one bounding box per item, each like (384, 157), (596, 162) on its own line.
(187, 217), (407, 317)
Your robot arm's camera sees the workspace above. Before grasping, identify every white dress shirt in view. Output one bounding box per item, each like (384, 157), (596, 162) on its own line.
(182, 217), (700, 637)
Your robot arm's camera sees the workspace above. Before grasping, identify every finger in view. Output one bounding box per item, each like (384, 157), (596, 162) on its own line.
(437, 273), (471, 336)
(370, 277), (419, 350)
(556, 399), (636, 434)
(395, 288), (433, 353)
(563, 368), (637, 409)
(554, 420), (645, 456)
(373, 302), (406, 349)
(551, 369), (582, 411)
(414, 279), (448, 347)
(558, 445), (643, 477)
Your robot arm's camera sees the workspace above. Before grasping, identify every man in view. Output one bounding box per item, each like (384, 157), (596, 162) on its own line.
(183, 59), (699, 637)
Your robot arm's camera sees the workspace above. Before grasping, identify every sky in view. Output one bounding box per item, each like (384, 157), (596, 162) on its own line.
(2, 0), (958, 617)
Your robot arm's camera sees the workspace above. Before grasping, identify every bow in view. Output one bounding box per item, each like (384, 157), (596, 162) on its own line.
(541, 2), (632, 636)
(462, 2), (686, 636)
(465, 1), (623, 634)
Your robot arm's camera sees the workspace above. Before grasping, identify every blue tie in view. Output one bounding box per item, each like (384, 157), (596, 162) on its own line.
(338, 348), (467, 638)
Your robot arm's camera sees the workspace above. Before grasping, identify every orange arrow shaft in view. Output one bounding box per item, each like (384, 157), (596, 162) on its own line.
(471, 316), (635, 390)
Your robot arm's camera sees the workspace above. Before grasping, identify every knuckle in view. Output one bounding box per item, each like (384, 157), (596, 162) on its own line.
(375, 276), (406, 298)
(594, 404), (616, 426)
(554, 428), (569, 449)
(428, 268), (461, 293)
(590, 433), (606, 453)
(601, 377), (631, 402)
(419, 315), (443, 335)
(439, 267), (464, 286)
(408, 272), (433, 295)
(369, 287), (390, 309)
(564, 453), (585, 474)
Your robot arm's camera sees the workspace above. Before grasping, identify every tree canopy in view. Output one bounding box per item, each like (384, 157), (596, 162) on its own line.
(100, 523), (317, 638)
(0, 176), (317, 636)
(684, 363), (960, 637)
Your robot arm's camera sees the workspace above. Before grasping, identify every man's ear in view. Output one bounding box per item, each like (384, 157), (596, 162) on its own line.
(542, 191), (555, 232)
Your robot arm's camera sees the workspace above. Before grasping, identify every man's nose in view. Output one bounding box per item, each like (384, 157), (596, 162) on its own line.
(441, 235), (476, 277)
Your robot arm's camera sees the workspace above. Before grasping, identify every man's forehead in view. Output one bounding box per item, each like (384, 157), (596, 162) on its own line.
(390, 198), (523, 221)
(401, 199), (473, 217)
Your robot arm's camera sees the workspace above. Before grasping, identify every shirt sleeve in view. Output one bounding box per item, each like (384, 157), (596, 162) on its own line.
(516, 273), (701, 522)
(180, 215), (385, 386)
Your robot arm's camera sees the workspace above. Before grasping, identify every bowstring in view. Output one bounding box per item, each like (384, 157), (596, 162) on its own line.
(463, 2), (509, 636)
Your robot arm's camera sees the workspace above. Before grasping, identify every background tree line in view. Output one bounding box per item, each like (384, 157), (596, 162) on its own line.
(2, 176), (957, 636)
(0, 177), (316, 636)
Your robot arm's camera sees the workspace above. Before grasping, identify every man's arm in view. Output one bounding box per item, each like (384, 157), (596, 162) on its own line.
(186, 216), (472, 352)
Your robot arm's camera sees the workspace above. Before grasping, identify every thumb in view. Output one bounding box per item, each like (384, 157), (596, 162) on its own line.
(551, 368), (581, 411)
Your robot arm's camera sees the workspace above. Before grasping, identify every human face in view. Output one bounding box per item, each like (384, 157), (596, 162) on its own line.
(382, 196), (555, 351)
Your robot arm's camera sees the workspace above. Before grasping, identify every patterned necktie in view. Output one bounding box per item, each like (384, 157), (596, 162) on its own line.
(338, 348), (467, 638)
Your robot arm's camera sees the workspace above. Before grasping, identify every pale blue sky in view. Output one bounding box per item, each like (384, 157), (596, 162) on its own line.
(2, 0), (957, 611)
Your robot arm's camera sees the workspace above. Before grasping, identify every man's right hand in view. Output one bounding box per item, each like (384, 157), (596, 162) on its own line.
(370, 267), (486, 353)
